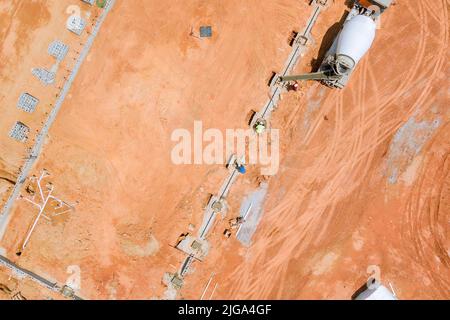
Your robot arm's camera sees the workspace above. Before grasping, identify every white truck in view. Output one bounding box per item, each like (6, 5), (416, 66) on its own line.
(280, 0), (393, 89)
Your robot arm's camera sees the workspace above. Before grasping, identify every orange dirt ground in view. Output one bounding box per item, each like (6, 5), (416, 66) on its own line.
(0, 0), (449, 300)
(0, 0), (102, 202)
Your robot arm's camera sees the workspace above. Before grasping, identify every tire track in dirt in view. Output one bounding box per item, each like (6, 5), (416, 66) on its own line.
(296, 59), (375, 246)
(353, 58), (367, 168)
(303, 89), (338, 145)
(225, 0), (448, 299)
(229, 79), (378, 297)
(349, 0), (429, 150)
(403, 127), (450, 297)
(355, 0), (448, 162)
(341, 61), (380, 170)
(319, 91), (344, 176)
(308, 0), (433, 174)
(401, 0), (449, 298)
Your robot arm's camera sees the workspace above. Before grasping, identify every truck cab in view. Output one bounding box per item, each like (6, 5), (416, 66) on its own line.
(357, 0), (393, 17)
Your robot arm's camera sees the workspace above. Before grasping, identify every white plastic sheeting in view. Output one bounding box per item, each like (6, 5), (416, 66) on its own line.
(336, 14), (377, 64)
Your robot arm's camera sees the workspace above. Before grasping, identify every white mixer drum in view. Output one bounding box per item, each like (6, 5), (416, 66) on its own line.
(336, 14), (377, 65)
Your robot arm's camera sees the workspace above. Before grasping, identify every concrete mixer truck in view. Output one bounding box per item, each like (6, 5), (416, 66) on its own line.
(280, 0), (393, 89)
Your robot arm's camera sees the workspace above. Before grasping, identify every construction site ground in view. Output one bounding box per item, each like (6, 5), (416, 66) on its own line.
(0, 0), (449, 299)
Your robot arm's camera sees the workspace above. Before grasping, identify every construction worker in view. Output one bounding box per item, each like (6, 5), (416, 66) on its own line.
(223, 229), (232, 238)
(236, 163), (246, 174)
(229, 216), (244, 229)
(254, 119), (267, 134)
(255, 123), (265, 134)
